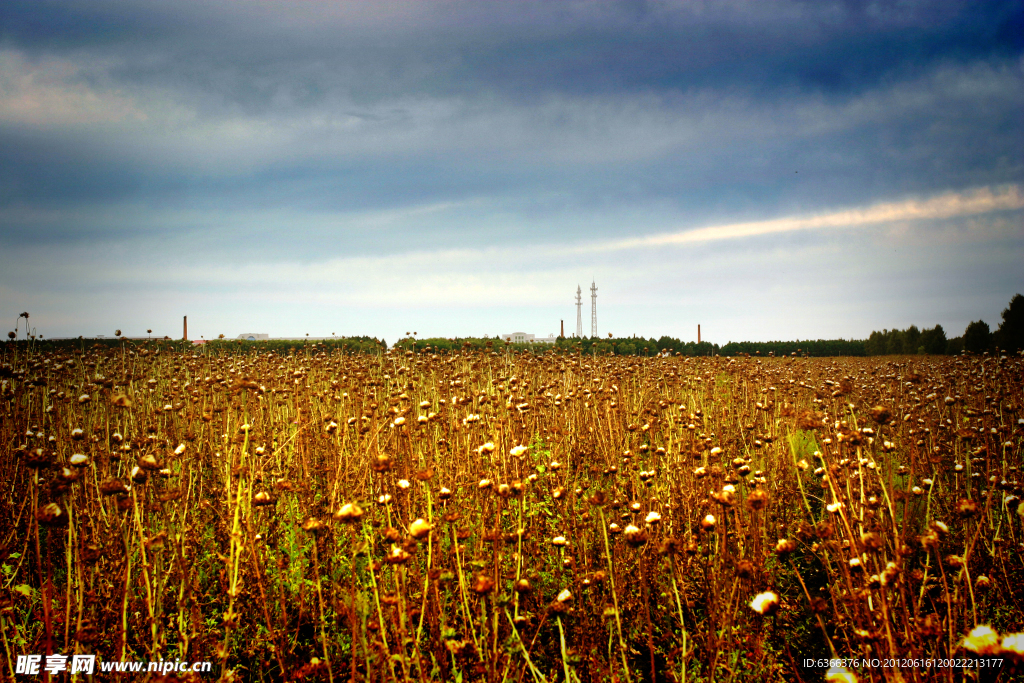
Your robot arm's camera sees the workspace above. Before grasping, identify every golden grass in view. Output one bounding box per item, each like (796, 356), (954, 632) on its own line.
(1, 342), (1022, 682)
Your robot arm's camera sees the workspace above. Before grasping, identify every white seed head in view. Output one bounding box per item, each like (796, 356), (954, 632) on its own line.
(749, 591), (779, 615)
(409, 518), (432, 539)
(963, 625), (1000, 655)
(1001, 632), (1024, 659)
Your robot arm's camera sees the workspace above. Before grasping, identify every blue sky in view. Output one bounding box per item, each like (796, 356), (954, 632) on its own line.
(1, 0), (1022, 343)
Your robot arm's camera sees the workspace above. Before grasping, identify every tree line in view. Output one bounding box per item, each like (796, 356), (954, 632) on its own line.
(870, 293), (1023, 355)
(734, 293), (1023, 357)
(8, 295), (1021, 358)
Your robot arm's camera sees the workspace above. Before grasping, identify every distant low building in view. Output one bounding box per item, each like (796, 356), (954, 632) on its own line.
(238, 333), (270, 341)
(500, 332), (557, 344)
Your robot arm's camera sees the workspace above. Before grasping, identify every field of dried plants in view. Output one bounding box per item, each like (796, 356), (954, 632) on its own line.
(2, 341), (1023, 682)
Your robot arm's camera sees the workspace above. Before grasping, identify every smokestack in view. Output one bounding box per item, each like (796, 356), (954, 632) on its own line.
(183, 316), (188, 341)
(561, 320), (564, 338)
(697, 324), (701, 344)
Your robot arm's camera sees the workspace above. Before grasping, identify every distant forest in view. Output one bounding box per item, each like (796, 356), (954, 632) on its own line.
(7, 295), (1021, 359)
(707, 292), (1022, 357)
(398, 292), (1022, 358)
(392, 292), (1021, 358)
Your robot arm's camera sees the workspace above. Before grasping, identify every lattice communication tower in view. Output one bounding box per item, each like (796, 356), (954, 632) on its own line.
(575, 286), (583, 338)
(590, 280), (598, 338)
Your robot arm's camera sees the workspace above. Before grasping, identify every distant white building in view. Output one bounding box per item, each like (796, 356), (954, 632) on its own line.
(237, 333), (269, 341)
(500, 332), (557, 344)
(502, 332), (533, 343)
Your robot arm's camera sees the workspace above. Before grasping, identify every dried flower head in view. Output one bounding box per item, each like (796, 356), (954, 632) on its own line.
(824, 667), (859, 683)
(385, 545), (411, 565)
(1001, 633), (1024, 661)
(138, 454), (162, 471)
(99, 478), (129, 496)
(472, 574), (494, 594)
(37, 502), (68, 527)
(963, 625), (1000, 655)
(749, 591), (779, 615)
(775, 538), (797, 558)
(736, 559), (754, 579)
(409, 518), (432, 540)
(869, 405), (892, 425)
(623, 524), (648, 547)
(302, 518), (324, 533)
(253, 491), (275, 506)
(334, 502), (364, 522)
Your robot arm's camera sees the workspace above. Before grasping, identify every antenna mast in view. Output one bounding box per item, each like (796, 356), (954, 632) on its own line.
(590, 280), (598, 338)
(575, 286), (583, 338)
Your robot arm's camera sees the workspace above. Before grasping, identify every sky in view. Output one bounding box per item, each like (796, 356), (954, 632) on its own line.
(1, 0), (1022, 345)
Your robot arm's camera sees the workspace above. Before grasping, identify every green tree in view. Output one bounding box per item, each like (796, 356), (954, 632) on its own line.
(902, 325), (921, 354)
(865, 330), (886, 355)
(886, 330), (905, 355)
(963, 320), (992, 354)
(995, 293), (1024, 352)
(920, 325), (947, 355)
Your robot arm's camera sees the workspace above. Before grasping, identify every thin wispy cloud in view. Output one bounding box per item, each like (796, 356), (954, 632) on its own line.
(587, 185), (1024, 252)
(30, 184), (1012, 310)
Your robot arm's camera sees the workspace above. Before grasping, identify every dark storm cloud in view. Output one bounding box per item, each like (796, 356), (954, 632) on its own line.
(0, 0), (1021, 262)
(4, 1), (1021, 103)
